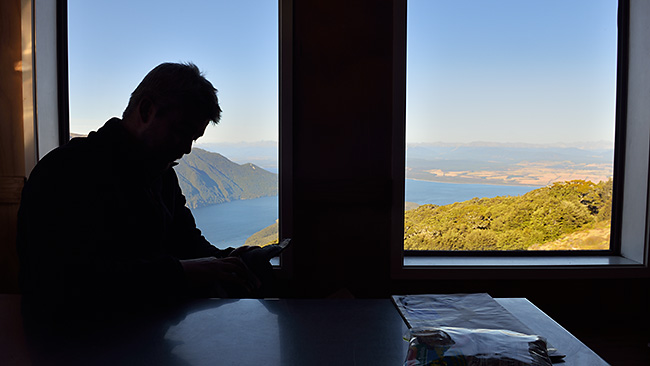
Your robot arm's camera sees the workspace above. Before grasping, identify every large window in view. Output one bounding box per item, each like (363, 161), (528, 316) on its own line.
(25, 0), (650, 281)
(405, 0), (618, 253)
(67, 0), (280, 250)
(396, 0), (650, 275)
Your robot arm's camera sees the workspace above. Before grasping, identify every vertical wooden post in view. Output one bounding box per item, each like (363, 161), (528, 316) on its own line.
(0, 0), (27, 293)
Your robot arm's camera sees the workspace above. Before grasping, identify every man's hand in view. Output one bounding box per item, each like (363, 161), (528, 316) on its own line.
(180, 256), (260, 296)
(229, 245), (261, 257)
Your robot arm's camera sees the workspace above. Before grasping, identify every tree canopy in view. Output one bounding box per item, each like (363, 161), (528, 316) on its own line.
(404, 179), (613, 251)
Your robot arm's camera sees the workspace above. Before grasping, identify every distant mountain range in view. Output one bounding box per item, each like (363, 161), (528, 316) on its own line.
(174, 148), (277, 209)
(406, 142), (614, 186)
(407, 141), (613, 165)
(72, 132), (614, 201)
(194, 140), (614, 186)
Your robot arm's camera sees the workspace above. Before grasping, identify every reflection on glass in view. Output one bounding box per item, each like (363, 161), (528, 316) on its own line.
(21, 0), (36, 172)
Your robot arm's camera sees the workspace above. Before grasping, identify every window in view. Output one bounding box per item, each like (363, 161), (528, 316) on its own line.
(25, 0), (649, 281)
(66, 0), (281, 251)
(393, 0), (650, 276)
(405, 0), (617, 253)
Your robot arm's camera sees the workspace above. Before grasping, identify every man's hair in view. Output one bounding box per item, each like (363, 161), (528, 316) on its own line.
(122, 62), (221, 124)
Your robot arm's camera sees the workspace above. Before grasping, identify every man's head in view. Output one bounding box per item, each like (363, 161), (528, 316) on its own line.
(121, 62), (221, 168)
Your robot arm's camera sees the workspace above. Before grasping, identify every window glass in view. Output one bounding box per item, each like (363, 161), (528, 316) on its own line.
(405, 0), (617, 251)
(68, 0), (279, 249)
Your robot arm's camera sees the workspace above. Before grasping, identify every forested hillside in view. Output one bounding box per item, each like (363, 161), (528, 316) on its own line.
(174, 148), (277, 209)
(245, 220), (279, 247)
(405, 179), (612, 251)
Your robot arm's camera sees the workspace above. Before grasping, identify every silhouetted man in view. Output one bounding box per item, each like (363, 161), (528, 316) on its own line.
(17, 63), (266, 320)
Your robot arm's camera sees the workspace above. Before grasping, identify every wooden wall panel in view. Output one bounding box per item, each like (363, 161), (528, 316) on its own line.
(0, 0), (26, 293)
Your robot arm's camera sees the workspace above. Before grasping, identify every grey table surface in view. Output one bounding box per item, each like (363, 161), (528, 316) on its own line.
(496, 297), (609, 366)
(2, 295), (608, 365)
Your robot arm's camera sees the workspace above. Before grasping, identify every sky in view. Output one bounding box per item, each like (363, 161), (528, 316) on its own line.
(68, 0), (618, 145)
(406, 0), (618, 145)
(68, 0), (278, 143)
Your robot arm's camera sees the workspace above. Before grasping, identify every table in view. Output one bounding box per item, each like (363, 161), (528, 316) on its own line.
(0, 295), (608, 365)
(496, 298), (609, 365)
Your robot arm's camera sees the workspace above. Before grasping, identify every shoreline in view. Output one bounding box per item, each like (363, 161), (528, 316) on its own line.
(406, 177), (543, 188)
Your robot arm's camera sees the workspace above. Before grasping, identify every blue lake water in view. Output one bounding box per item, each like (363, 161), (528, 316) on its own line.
(405, 179), (539, 206)
(191, 180), (540, 248)
(191, 195), (278, 249)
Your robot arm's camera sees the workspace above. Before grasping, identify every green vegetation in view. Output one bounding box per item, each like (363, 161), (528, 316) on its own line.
(404, 179), (612, 251)
(243, 179), (613, 250)
(245, 220), (279, 247)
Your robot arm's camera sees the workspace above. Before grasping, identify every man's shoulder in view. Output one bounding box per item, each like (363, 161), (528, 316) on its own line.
(35, 136), (102, 173)
(40, 118), (123, 164)
(27, 121), (122, 183)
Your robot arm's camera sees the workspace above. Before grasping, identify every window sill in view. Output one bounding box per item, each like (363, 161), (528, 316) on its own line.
(396, 255), (649, 280)
(404, 255), (640, 267)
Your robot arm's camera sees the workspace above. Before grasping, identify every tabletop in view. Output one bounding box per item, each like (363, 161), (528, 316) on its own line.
(496, 297), (609, 365)
(1, 295), (608, 365)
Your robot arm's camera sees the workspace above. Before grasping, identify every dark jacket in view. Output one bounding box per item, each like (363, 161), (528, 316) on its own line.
(17, 118), (230, 318)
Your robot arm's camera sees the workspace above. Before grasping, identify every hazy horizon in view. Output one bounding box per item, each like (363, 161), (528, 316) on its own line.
(68, 0), (617, 146)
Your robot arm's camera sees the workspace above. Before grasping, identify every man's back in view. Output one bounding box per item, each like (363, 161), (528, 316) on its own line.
(17, 118), (226, 318)
(17, 63), (265, 323)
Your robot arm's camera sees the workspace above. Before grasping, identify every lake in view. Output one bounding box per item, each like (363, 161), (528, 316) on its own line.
(405, 179), (539, 206)
(191, 180), (540, 249)
(191, 195), (278, 249)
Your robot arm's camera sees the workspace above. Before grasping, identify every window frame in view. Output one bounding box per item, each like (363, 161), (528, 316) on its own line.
(278, 0), (294, 273)
(391, 0), (650, 279)
(21, 0), (67, 171)
(27, 0), (650, 283)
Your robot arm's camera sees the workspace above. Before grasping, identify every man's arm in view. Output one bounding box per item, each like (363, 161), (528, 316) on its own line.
(164, 169), (236, 259)
(164, 169), (261, 295)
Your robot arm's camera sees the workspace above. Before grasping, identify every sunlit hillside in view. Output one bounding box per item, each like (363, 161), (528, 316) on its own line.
(404, 179), (612, 251)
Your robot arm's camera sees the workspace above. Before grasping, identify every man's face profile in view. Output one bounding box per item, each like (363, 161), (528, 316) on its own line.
(138, 100), (209, 167)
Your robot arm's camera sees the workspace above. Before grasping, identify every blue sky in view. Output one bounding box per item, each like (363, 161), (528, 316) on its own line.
(68, 0), (278, 143)
(407, 0), (618, 144)
(69, 0), (617, 145)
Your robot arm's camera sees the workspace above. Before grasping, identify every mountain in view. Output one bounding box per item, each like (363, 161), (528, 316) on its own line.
(407, 142), (614, 165)
(174, 148), (278, 209)
(406, 142), (614, 186)
(194, 141), (278, 172)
